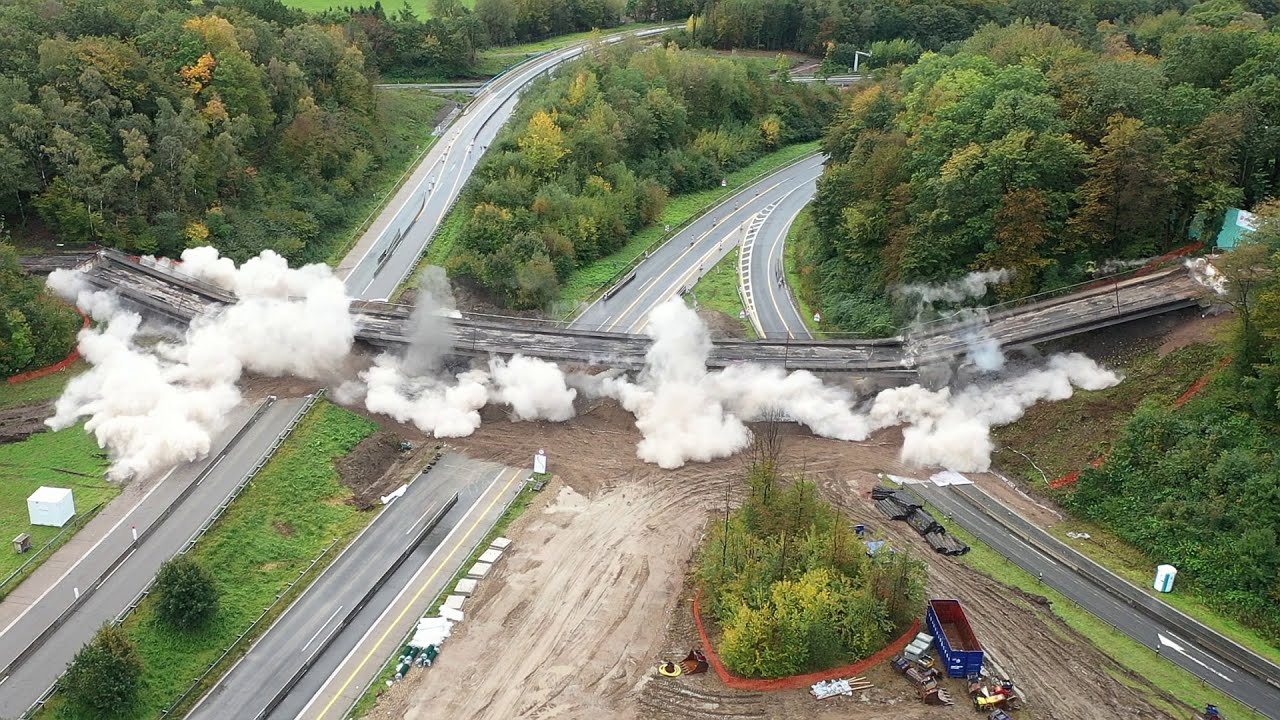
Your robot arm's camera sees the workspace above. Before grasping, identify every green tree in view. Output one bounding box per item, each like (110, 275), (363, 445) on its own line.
(153, 555), (220, 630)
(1067, 115), (1173, 256)
(63, 625), (143, 714)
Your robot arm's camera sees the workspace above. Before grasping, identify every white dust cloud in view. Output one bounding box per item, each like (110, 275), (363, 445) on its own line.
(46, 248), (355, 479)
(55, 251), (1120, 479)
(588, 299), (1119, 472)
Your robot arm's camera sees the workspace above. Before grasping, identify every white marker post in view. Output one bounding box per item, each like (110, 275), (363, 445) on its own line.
(131, 525), (138, 543)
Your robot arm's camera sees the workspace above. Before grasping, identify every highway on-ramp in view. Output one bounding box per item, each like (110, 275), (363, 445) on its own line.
(742, 171), (818, 339)
(338, 26), (673, 302)
(572, 153), (825, 334)
(0, 397), (310, 719)
(909, 480), (1280, 717)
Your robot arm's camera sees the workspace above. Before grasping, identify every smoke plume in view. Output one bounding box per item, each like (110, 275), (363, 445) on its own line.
(899, 269), (1010, 305)
(53, 250), (1120, 480)
(46, 248), (355, 479)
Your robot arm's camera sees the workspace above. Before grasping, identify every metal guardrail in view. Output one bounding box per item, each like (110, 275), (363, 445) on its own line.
(918, 484), (1277, 718)
(0, 502), (105, 599)
(16, 393), (321, 719)
(160, 538), (341, 717)
(253, 493), (459, 720)
(341, 478), (531, 719)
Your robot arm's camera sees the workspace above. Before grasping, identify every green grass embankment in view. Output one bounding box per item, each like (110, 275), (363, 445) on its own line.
(39, 401), (377, 719)
(0, 425), (113, 596)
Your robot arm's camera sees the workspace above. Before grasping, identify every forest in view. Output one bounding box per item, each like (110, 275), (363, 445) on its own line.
(0, 0), (633, 268)
(775, 1), (1280, 334)
(0, 240), (81, 375)
(699, 443), (925, 678)
(1068, 207), (1280, 643)
(446, 43), (837, 307)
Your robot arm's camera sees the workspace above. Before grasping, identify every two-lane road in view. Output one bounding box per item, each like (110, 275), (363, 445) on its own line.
(744, 174), (818, 339)
(910, 480), (1280, 717)
(573, 153), (825, 333)
(340, 26), (673, 301)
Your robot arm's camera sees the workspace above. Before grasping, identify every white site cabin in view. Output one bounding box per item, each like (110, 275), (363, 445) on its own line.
(28, 486), (75, 528)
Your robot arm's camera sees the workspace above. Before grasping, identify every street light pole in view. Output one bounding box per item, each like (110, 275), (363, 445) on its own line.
(853, 50), (872, 74)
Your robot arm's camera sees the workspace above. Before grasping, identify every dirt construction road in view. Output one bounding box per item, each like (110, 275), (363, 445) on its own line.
(366, 401), (1180, 720)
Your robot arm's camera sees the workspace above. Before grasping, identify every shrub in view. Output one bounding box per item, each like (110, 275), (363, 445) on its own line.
(63, 625), (143, 714)
(153, 555), (220, 630)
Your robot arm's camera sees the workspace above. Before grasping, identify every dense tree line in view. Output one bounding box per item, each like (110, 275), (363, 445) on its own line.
(0, 0), (456, 264)
(790, 2), (1280, 334)
(699, 455), (925, 677)
(0, 241), (80, 375)
(1068, 210), (1280, 640)
(449, 43), (837, 307)
(344, 0), (625, 78)
(686, 0), (1278, 57)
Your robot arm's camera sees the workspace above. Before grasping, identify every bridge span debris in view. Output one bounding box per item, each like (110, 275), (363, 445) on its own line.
(44, 247), (1202, 479)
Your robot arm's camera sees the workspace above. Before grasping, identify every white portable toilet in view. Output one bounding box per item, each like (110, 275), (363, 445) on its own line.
(1154, 564), (1178, 593)
(28, 487), (75, 527)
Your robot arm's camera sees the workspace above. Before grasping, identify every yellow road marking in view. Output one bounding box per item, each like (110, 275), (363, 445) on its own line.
(314, 467), (524, 718)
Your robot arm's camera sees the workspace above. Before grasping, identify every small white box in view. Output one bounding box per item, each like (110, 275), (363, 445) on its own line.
(478, 548), (502, 564)
(440, 607), (464, 622)
(490, 537), (513, 550)
(466, 562), (492, 579)
(454, 578), (478, 596)
(28, 487), (75, 528)
(444, 595), (466, 611)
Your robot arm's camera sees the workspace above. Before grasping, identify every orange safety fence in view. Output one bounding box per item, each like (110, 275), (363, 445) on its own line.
(1174, 356), (1233, 407)
(1049, 354), (1233, 489)
(691, 588), (921, 691)
(6, 311), (90, 384)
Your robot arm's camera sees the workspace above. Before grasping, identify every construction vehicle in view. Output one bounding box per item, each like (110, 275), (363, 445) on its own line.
(1194, 705), (1223, 719)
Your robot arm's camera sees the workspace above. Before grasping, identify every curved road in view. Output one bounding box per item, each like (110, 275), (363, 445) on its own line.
(743, 173), (817, 339)
(573, 154), (825, 334)
(338, 26), (673, 301)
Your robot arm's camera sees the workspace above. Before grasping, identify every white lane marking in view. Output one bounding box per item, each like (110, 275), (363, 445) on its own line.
(0, 465), (177, 641)
(1157, 633), (1234, 682)
(303, 606), (345, 652)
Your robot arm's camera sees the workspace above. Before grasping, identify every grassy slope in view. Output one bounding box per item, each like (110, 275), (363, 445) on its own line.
(941, 517), (1264, 720)
(685, 248), (755, 337)
(992, 336), (1280, 665)
(556, 141), (822, 312)
(992, 342), (1223, 483)
(0, 360), (84, 409)
(0, 426), (113, 589)
(42, 401), (377, 719)
(323, 89), (447, 265)
(781, 207), (823, 335)
(348, 484), (536, 719)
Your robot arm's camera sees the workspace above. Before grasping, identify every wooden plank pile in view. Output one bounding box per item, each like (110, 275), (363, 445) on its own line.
(873, 485), (969, 556)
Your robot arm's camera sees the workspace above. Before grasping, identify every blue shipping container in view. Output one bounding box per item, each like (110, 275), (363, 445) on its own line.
(925, 598), (985, 678)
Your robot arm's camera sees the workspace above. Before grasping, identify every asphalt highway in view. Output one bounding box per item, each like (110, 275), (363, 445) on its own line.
(573, 154), (826, 333)
(287, 460), (526, 720)
(186, 454), (512, 720)
(0, 397), (310, 719)
(338, 26), (673, 302)
(909, 481), (1280, 716)
(744, 173), (819, 339)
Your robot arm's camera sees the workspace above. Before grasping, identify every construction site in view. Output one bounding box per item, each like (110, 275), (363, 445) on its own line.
(351, 394), (1205, 720)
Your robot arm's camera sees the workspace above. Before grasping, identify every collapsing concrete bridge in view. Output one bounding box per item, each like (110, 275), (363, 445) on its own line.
(80, 250), (1207, 376)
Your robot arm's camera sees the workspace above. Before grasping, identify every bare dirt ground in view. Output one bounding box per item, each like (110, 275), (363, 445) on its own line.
(365, 402), (1180, 720)
(698, 307), (749, 339)
(0, 401), (53, 442)
(336, 431), (443, 509)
